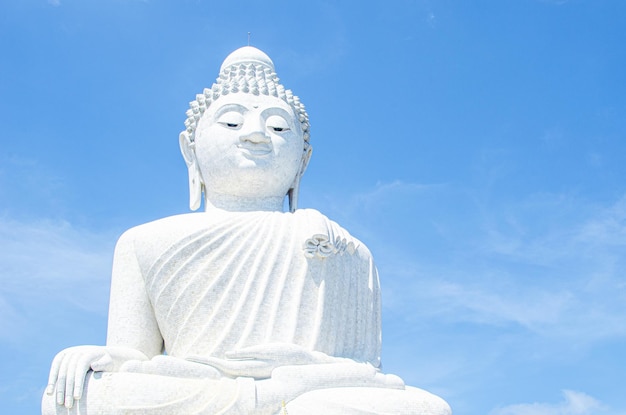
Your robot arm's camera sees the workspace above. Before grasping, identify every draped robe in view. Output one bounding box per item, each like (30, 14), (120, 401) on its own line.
(130, 208), (381, 365)
(43, 209), (451, 414)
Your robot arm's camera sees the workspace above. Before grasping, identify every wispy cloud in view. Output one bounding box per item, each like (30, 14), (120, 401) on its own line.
(0, 296), (27, 342)
(334, 181), (626, 347)
(427, 12), (436, 28)
(47, 0), (61, 6)
(446, 195), (626, 339)
(326, 179), (444, 238)
(0, 217), (116, 340)
(575, 196), (626, 248)
(490, 390), (607, 415)
(0, 154), (67, 218)
(0, 215), (117, 414)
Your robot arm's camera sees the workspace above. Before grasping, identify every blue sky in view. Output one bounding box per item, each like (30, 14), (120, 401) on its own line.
(1, 0), (625, 414)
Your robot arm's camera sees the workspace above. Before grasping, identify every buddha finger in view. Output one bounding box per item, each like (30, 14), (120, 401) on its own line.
(64, 354), (79, 408)
(225, 345), (282, 360)
(46, 351), (65, 395)
(73, 354), (97, 401)
(190, 356), (271, 378)
(150, 355), (222, 378)
(123, 359), (181, 376)
(188, 355), (219, 365)
(119, 360), (147, 373)
(229, 344), (324, 365)
(226, 343), (305, 360)
(64, 393), (75, 409)
(55, 382), (66, 406)
(224, 362), (272, 378)
(55, 357), (69, 406)
(90, 352), (113, 372)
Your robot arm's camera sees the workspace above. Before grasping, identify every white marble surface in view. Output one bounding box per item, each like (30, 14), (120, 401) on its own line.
(42, 46), (452, 415)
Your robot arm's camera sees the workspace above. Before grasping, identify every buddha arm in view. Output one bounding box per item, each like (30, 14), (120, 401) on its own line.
(255, 361), (404, 411)
(187, 343), (403, 412)
(45, 229), (161, 409)
(106, 228), (163, 357)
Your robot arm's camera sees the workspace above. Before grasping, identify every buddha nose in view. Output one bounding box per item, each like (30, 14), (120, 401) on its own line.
(240, 117), (270, 144)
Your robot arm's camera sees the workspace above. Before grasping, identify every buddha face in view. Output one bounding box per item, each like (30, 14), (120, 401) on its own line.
(192, 93), (306, 199)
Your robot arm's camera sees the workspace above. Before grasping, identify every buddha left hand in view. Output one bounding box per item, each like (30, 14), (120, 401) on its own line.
(46, 345), (149, 409)
(187, 343), (346, 379)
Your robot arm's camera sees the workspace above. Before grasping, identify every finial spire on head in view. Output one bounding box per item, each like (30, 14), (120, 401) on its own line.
(247, 32), (251, 46)
(219, 46), (275, 73)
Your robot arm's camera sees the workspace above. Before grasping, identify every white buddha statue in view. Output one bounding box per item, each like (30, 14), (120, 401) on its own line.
(42, 46), (452, 415)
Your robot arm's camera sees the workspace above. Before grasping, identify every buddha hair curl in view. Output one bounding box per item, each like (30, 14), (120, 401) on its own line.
(182, 63), (310, 146)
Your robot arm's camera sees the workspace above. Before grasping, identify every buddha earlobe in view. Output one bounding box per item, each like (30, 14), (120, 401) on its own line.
(188, 167), (202, 211)
(300, 145), (312, 177)
(179, 132), (203, 211)
(288, 145), (313, 213)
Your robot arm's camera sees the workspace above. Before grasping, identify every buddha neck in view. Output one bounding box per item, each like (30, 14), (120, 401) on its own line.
(204, 191), (285, 212)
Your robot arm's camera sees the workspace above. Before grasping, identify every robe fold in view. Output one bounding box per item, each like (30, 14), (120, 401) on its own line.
(43, 209), (451, 414)
(131, 208), (381, 366)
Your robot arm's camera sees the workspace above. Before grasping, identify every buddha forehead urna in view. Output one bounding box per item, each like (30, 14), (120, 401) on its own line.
(42, 46), (452, 415)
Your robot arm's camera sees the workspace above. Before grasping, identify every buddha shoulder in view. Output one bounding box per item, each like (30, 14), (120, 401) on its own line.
(113, 209), (372, 261)
(112, 213), (220, 257)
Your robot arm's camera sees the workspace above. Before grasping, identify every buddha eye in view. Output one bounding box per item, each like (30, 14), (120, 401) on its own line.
(266, 115), (290, 133)
(217, 112), (244, 129)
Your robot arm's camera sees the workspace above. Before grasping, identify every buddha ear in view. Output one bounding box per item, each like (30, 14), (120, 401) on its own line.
(179, 132), (202, 211)
(288, 144), (313, 213)
(300, 144), (312, 177)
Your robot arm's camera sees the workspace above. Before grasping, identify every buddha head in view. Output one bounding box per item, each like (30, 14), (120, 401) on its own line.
(179, 46), (312, 212)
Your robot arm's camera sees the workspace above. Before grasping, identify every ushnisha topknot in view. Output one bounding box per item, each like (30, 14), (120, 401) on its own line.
(182, 46), (310, 144)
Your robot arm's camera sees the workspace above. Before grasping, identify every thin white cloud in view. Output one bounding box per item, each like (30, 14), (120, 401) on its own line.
(0, 296), (27, 342)
(575, 196), (626, 248)
(47, 0), (61, 6)
(0, 217), (116, 340)
(335, 181), (626, 347)
(490, 390), (607, 415)
(329, 180), (444, 236)
(427, 12), (436, 28)
(354, 180), (439, 204)
(0, 154), (67, 217)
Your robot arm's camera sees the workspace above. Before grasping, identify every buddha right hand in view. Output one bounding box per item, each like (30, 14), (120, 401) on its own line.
(45, 345), (148, 409)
